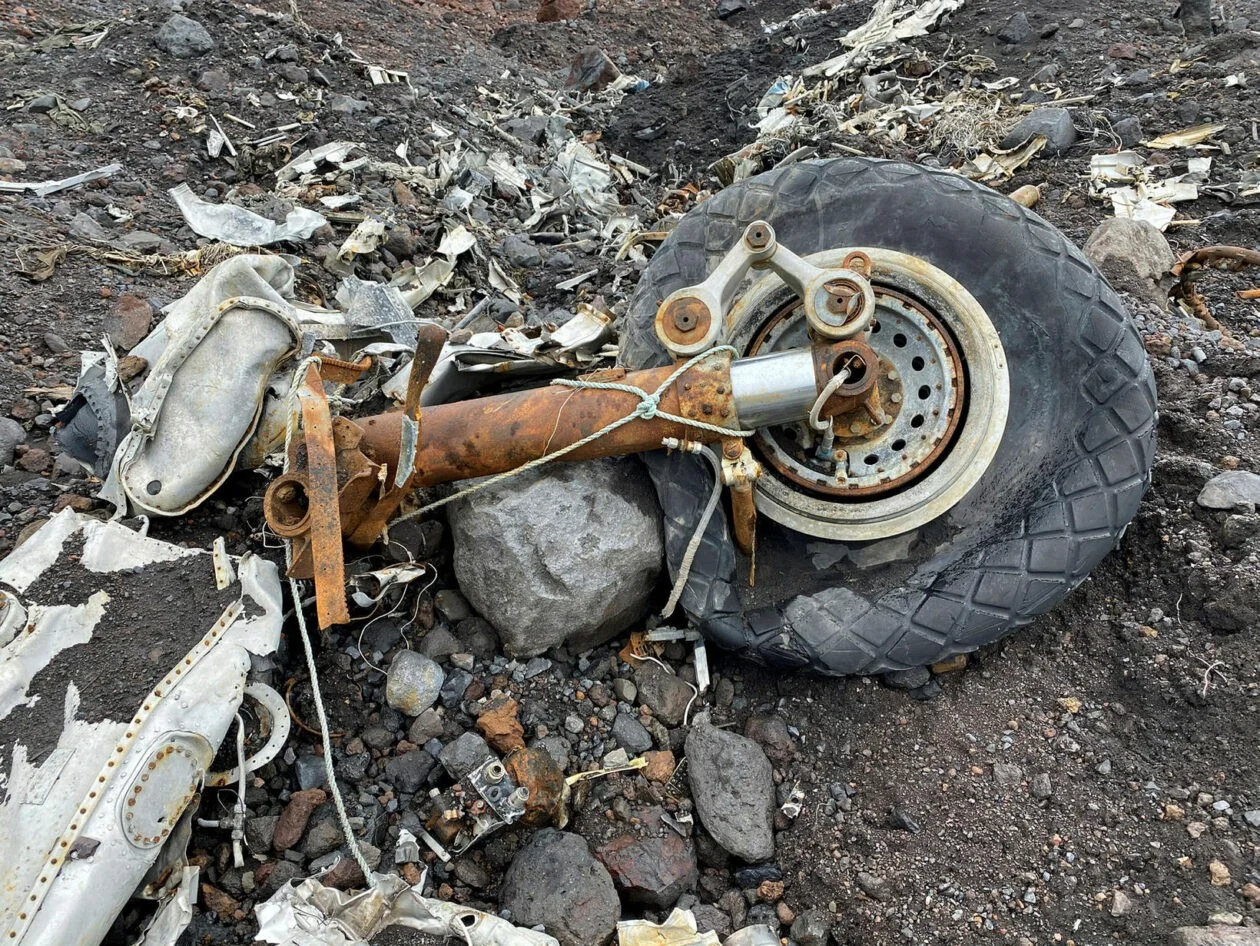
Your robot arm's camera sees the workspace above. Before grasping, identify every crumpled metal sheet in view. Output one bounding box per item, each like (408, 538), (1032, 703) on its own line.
(617, 909), (721, 946)
(254, 873), (560, 946)
(803, 0), (965, 78)
(0, 509), (283, 946)
(170, 183), (328, 246)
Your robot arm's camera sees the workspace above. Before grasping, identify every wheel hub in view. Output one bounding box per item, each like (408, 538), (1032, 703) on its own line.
(725, 246), (1009, 541)
(748, 288), (965, 498)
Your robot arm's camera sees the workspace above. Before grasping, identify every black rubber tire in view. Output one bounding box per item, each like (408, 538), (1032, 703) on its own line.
(622, 158), (1157, 675)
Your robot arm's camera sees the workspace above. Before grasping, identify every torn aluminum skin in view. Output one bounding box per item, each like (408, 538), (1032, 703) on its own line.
(0, 509), (283, 945)
(254, 873), (560, 946)
(617, 910), (721, 946)
(169, 183), (328, 246)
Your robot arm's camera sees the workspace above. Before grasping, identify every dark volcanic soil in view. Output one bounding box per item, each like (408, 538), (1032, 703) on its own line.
(1, 0), (1258, 944)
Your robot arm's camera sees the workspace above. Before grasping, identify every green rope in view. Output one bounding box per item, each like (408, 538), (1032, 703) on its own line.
(395, 346), (753, 523)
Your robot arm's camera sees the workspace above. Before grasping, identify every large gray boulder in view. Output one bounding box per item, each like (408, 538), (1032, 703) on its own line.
(1197, 470), (1260, 510)
(154, 15), (215, 58)
(1000, 106), (1077, 156)
(685, 712), (775, 863)
(500, 829), (620, 946)
(448, 458), (663, 657)
(1084, 218), (1176, 310)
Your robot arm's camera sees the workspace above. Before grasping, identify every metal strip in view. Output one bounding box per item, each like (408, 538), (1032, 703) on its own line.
(297, 363), (350, 628)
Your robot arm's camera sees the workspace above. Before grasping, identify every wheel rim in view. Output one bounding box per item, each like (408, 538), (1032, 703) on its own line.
(726, 248), (1010, 541)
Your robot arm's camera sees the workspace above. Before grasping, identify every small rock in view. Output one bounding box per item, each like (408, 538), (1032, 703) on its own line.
(1083, 218), (1176, 310)
(259, 860), (304, 893)
(734, 865), (781, 887)
(883, 666), (930, 689)
(612, 678), (637, 703)
(642, 749), (675, 783)
(105, 294), (154, 351)
(295, 754), (328, 790)
(1031, 773), (1053, 799)
(1170, 928), (1260, 946)
(303, 821), (344, 860)
(537, 0), (581, 22)
(686, 713), (775, 862)
(502, 234), (543, 268)
(476, 696), (526, 754)
(197, 69), (230, 92)
(154, 14), (215, 58)
(501, 830), (620, 946)
(993, 763), (1024, 788)
(273, 788), (326, 852)
(245, 815), (279, 853)
(610, 713), (653, 753)
(744, 716), (797, 765)
(857, 871), (891, 902)
(438, 731), (492, 781)
(595, 808), (697, 908)
(715, 0), (747, 18)
(1113, 116), (1145, 147)
(562, 46), (621, 92)
(1198, 471), (1260, 510)
(791, 909), (832, 946)
(18, 448), (50, 473)
(997, 11), (1033, 44)
(1111, 889), (1134, 916)
(329, 93), (369, 114)
(636, 662), (694, 727)
(384, 750), (435, 794)
(1210, 859), (1232, 886)
(407, 708), (443, 745)
(385, 650), (444, 716)
(200, 883), (240, 917)
(418, 626), (461, 659)
(1177, 0), (1213, 37)
(435, 588), (472, 622)
(0, 418), (27, 466)
(440, 668), (473, 707)
(1000, 106), (1077, 156)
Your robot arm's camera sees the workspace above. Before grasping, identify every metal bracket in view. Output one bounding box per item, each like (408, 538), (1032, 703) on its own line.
(655, 221), (877, 359)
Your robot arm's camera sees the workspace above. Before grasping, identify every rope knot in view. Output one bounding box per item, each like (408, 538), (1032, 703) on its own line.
(633, 392), (660, 420)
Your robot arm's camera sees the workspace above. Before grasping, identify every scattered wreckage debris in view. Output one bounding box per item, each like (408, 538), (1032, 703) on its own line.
(254, 872), (562, 946)
(0, 161), (122, 197)
(4, 0), (1237, 941)
(1171, 244), (1260, 329)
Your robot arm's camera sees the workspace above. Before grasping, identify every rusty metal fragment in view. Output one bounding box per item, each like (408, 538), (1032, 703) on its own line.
(1171, 245), (1260, 330)
(295, 362), (349, 628)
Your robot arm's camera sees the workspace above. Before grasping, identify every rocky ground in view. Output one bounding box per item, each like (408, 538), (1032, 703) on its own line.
(1, 0), (1259, 944)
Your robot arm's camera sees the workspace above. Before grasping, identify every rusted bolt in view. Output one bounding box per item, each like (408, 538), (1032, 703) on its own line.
(823, 279), (864, 320)
(660, 296), (710, 343)
(745, 222), (771, 249)
(671, 308), (698, 331)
